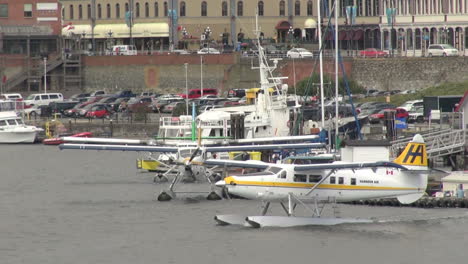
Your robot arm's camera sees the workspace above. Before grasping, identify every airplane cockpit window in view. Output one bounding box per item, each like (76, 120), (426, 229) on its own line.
(267, 167), (282, 174)
(293, 174), (307, 182)
(308, 175), (322, 183)
(278, 170), (286, 179)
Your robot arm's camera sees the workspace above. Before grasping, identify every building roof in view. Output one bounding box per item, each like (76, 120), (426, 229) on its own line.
(455, 89), (468, 112)
(442, 171), (468, 183)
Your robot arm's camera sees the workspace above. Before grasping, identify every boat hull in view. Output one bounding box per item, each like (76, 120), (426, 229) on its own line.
(0, 131), (38, 143)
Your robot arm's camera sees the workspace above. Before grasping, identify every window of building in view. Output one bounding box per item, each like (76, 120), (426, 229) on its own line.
(97, 4), (101, 19)
(201, 1), (207, 16)
(87, 4), (91, 19)
(222, 1), (228, 16)
(338, 177), (344, 184)
(237, 1), (243, 16)
(136, 2), (140, 17)
(365, 0), (371, 16)
(258, 1), (264, 16)
(357, 0), (363, 16)
(279, 1), (285, 16)
(180, 1), (186, 16)
(0, 4), (8, 18)
(24, 4), (32, 18)
(330, 176), (336, 184)
(106, 4), (111, 18)
(62, 6), (65, 19)
(164, 2), (168, 16)
(145, 2), (149, 17)
(351, 178), (356, 185)
(70, 5), (74, 19)
(374, 0), (380, 16)
(295, 1), (300, 16)
(154, 2), (158, 17)
(78, 4), (83, 19)
(125, 3), (129, 12)
(116, 4), (120, 18)
(307, 1), (313, 15)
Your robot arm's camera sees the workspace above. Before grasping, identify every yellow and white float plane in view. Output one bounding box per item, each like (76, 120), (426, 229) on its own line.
(211, 134), (429, 228)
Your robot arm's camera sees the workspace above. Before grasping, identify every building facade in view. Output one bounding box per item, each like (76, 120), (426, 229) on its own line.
(0, 0), (62, 56)
(36, 0), (468, 55)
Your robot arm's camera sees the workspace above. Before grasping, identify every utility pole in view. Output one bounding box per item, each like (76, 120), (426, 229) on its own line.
(43, 56), (47, 93)
(184, 63), (189, 115)
(130, 0), (134, 46)
(91, 0), (96, 53)
(200, 56), (203, 97)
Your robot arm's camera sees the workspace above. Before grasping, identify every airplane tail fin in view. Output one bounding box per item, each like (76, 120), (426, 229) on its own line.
(393, 134), (428, 204)
(393, 134), (428, 169)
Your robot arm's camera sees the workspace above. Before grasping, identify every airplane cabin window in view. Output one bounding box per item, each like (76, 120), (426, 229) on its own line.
(308, 175), (322, 183)
(351, 178), (356, 185)
(330, 176), (336, 184)
(293, 174), (307, 182)
(338, 177), (344, 184)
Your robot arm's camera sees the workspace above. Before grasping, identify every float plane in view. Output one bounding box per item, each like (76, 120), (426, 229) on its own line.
(59, 136), (325, 201)
(211, 134), (429, 228)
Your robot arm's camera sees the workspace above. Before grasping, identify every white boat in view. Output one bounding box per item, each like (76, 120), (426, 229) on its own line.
(0, 111), (43, 143)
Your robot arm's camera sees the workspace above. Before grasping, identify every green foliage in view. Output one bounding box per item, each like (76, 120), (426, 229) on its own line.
(133, 104), (150, 121)
(356, 81), (468, 106)
(290, 73), (366, 98)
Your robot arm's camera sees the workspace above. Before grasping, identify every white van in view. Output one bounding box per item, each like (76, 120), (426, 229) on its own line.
(112, 45), (137, 56)
(0, 93), (23, 101)
(24, 93), (64, 106)
(427, 44), (459, 57)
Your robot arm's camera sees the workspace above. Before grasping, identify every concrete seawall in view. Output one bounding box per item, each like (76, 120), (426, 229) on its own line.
(81, 54), (468, 94)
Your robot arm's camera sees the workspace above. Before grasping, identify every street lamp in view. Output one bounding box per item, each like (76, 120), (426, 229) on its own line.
(182, 27), (188, 49)
(288, 26), (294, 44)
(184, 63), (189, 115)
(204, 26), (212, 49)
(81, 31), (86, 51)
(40, 53), (48, 93)
(107, 30), (113, 53)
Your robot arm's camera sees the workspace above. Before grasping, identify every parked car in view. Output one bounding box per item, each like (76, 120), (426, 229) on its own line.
(197, 48), (221, 54)
(77, 103), (110, 118)
(286, 48), (313, 58)
(179, 88), (218, 99)
(369, 108), (409, 123)
(359, 48), (388, 58)
(69, 93), (91, 101)
(228, 89), (246, 98)
(408, 107), (425, 123)
(110, 97), (130, 112)
(161, 101), (183, 113)
(90, 90), (106, 97)
(127, 96), (153, 112)
(427, 44), (459, 57)
(64, 103), (87, 117)
(85, 104), (113, 118)
(49, 101), (80, 115)
(152, 98), (184, 113)
(399, 99), (424, 112)
(114, 90), (136, 98)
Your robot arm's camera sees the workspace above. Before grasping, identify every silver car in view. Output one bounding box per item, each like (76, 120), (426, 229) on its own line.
(427, 44), (459, 57)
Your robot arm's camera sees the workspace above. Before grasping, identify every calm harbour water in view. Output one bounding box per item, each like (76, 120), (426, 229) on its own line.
(1, 144), (468, 264)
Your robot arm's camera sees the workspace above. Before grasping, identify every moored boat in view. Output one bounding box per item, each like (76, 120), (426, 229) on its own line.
(0, 111), (43, 143)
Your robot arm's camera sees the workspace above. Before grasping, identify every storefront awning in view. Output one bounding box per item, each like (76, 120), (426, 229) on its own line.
(275, 20), (291, 30)
(62, 23), (169, 39)
(339, 31), (347, 40)
(304, 19), (317, 29)
(353, 30), (363, 40)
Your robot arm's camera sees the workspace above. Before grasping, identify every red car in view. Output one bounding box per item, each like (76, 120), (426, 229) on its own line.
(360, 48), (388, 58)
(369, 108), (409, 123)
(85, 104), (112, 118)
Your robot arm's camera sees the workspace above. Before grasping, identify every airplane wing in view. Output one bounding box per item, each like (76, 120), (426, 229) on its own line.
(232, 135), (319, 144)
(205, 143), (325, 152)
(203, 159), (271, 169)
(59, 143), (178, 153)
(61, 137), (153, 145)
(294, 161), (408, 171)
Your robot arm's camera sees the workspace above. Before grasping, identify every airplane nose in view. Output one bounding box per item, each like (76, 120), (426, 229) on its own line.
(215, 180), (226, 187)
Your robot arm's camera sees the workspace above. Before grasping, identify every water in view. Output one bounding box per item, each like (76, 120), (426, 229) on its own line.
(1, 145), (468, 264)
